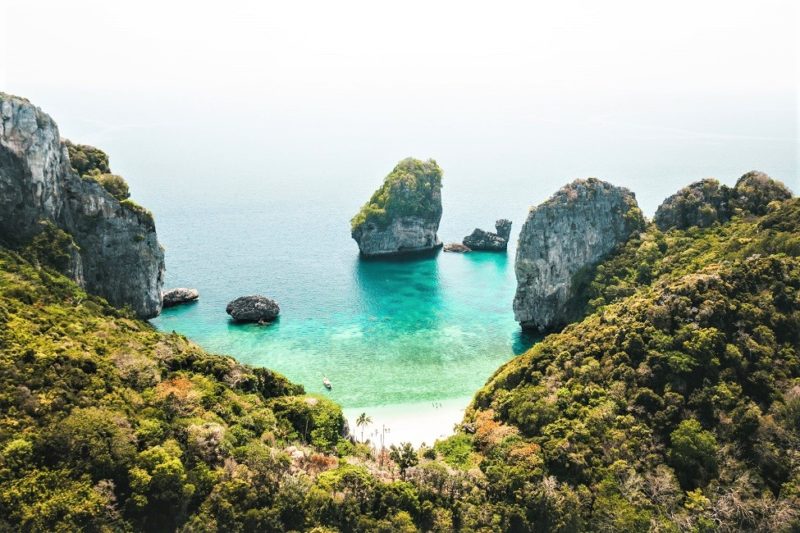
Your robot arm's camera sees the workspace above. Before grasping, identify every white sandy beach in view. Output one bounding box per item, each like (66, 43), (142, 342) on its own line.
(343, 396), (471, 448)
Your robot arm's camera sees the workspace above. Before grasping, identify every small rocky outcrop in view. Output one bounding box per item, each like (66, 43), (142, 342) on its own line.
(494, 219), (512, 241)
(463, 219), (512, 251)
(653, 179), (731, 231)
(444, 242), (471, 253)
(350, 158), (443, 257)
(730, 171), (793, 216)
(226, 295), (280, 323)
(654, 171), (792, 231)
(514, 178), (645, 332)
(0, 93), (164, 318)
(162, 288), (199, 307)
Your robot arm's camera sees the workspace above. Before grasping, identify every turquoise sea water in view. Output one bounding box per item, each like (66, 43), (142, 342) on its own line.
(150, 184), (537, 409)
(132, 108), (795, 414)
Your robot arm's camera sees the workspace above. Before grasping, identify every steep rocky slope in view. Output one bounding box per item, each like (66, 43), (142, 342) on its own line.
(351, 158), (443, 257)
(1, 166), (798, 531)
(0, 244), (510, 532)
(459, 191), (800, 531)
(513, 178), (645, 332)
(0, 246), (351, 531)
(0, 93), (163, 318)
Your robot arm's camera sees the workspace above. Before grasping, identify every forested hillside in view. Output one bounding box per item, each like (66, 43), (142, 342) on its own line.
(1, 194), (798, 532)
(463, 196), (800, 530)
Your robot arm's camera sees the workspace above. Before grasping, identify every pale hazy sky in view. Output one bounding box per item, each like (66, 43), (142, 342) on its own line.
(1, 0), (798, 213)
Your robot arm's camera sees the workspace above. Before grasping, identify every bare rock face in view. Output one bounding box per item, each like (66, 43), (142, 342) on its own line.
(226, 295), (280, 323)
(353, 216), (442, 257)
(0, 93), (165, 318)
(513, 178), (645, 332)
(444, 242), (471, 253)
(495, 219), (512, 241)
(351, 158), (443, 257)
(162, 288), (199, 307)
(463, 219), (512, 251)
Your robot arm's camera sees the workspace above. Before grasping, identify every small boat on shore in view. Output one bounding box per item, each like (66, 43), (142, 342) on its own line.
(323, 377), (332, 390)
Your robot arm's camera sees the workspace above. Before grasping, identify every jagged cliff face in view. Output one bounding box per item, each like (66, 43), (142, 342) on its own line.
(463, 219), (512, 251)
(352, 216), (440, 256)
(513, 178), (644, 331)
(0, 97), (66, 243)
(0, 94), (164, 318)
(351, 158), (443, 257)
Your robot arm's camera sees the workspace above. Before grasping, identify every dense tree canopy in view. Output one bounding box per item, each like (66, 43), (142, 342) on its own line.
(65, 139), (111, 178)
(65, 140), (134, 203)
(466, 197), (800, 530)
(351, 158), (443, 231)
(1, 181), (798, 531)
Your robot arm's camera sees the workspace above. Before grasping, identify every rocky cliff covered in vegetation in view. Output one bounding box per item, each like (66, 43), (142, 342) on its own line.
(0, 93), (164, 318)
(463, 188), (799, 531)
(351, 158), (443, 257)
(0, 246), (356, 530)
(654, 171), (792, 231)
(1, 135), (798, 531)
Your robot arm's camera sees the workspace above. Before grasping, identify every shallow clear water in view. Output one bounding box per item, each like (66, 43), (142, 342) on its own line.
(133, 105), (795, 414)
(151, 183), (537, 409)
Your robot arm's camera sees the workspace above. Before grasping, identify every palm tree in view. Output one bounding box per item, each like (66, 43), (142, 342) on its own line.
(355, 412), (372, 442)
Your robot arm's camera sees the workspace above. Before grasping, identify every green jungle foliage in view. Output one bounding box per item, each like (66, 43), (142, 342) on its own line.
(468, 197), (800, 531)
(96, 173), (131, 201)
(1, 189), (799, 531)
(19, 220), (80, 277)
(120, 199), (156, 230)
(351, 158), (443, 231)
(653, 172), (792, 231)
(65, 140), (111, 178)
(0, 244), (491, 532)
(65, 140), (134, 204)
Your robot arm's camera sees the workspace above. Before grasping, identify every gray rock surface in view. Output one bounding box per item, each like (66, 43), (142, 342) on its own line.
(351, 158), (443, 257)
(513, 178), (645, 332)
(495, 219), (512, 241)
(352, 217), (442, 257)
(226, 295), (280, 323)
(462, 219), (512, 251)
(444, 242), (471, 253)
(162, 288), (200, 307)
(0, 93), (164, 318)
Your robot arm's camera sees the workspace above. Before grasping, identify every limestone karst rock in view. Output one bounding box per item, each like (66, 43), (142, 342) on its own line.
(494, 219), (512, 241)
(226, 295), (280, 323)
(513, 178), (645, 332)
(350, 158), (443, 257)
(0, 93), (164, 318)
(463, 219), (512, 251)
(444, 242), (471, 253)
(162, 288), (200, 307)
